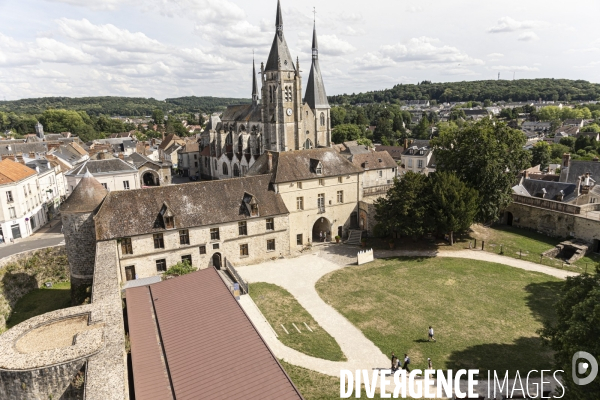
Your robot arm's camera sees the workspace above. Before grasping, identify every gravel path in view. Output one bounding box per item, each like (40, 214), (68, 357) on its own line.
(236, 245), (578, 378)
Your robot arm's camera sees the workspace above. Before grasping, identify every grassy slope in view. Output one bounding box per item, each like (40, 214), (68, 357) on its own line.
(250, 282), (346, 362)
(6, 282), (71, 330)
(316, 257), (561, 376)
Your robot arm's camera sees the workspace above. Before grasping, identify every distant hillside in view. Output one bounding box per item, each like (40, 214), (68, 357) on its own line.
(0, 96), (252, 116)
(328, 79), (600, 105)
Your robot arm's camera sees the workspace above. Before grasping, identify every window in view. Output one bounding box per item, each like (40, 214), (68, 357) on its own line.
(266, 218), (274, 231)
(194, 154), (198, 160)
(418, 160), (424, 169)
(164, 216), (174, 229)
(101, 183), (108, 190)
(6, 191), (13, 203)
(318, 193), (325, 212)
(297, 234), (303, 246)
(179, 229), (190, 245)
(320, 112), (325, 126)
(319, 178), (325, 186)
(213, 243), (220, 249)
(222, 162), (229, 176)
(156, 259), (167, 272)
(27, 183), (31, 194)
(194, 162), (198, 167)
(378, 170), (383, 178)
(24, 186), (28, 197)
(296, 197), (304, 210)
(337, 190), (344, 204)
(121, 238), (133, 255)
(9, 207), (16, 218)
(153, 233), (164, 249)
(181, 254), (192, 264)
(297, 181), (302, 189)
(238, 221), (247, 236)
(125, 266), (136, 281)
(338, 177), (343, 183)
(123, 180), (130, 190)
(210, 228), (220, 240)
(240, 244), (249, 256)
(408, 159), (413, 168)
(199, 245), (206, 254)
(267, 239), (276, 252)
(316, 164), (323, 175)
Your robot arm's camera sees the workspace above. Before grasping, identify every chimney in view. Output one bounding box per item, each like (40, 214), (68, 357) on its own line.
(557, 190), (564, 202)
(118, 154), (124, 160)
(364, 161), (369, 170)
(562, 153), (571, 168)
(523, 169), (529, 179)
(267, 152), (273, 172)
(404, 138), (408, 149)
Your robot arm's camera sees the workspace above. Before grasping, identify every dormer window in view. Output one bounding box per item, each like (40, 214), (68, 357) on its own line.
(159, 202), (175, 229)
(164, 216), (174, 229)
(243, 192), (259, 217)
(310, 159), (323, 175)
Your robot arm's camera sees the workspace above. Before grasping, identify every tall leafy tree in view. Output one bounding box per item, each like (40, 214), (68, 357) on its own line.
(539, 267), (600, 400)
(152, 109), (165, 125)
(332, 124), (362, 144)
(531, 141), (552, 170)
(374, 172), (430, 238)
(431, 119), (531, 223)
(429, 171), (479, 245)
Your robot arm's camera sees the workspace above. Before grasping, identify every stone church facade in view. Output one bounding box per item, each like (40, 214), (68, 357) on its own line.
(200, 0), (331, 180)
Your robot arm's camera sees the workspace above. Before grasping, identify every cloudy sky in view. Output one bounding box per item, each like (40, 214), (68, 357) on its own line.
(0, 0), (599, 100)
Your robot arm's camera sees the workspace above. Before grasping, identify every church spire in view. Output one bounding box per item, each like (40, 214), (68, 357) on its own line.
(252, 55), (259, 106)
(265, 0), (295, 72)
(304, 18), (329, 110)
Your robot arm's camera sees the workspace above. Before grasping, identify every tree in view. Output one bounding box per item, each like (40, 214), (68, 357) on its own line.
(550, 144), (571, 161)
(431, 119), (531, 223)
(152, 109), (165, 125)
(539, 266), (600, 400)
(560, 136), (576, 151)
(531, 141), (551, 170)
(373, 117), (393, 143)
(330, 106), (347, 127)
(374, 172), (430, 238)
(332, 124), (362, 144)
(162, 260), (197, 278)
(429, 171), (479, 245)
(581, 124), (600, 133)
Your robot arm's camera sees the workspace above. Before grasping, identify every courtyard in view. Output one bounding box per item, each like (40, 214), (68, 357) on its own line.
(237, 245), (572, 399)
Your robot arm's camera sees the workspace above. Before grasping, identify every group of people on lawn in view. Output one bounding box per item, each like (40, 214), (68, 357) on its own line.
(390, 326), (436, 372)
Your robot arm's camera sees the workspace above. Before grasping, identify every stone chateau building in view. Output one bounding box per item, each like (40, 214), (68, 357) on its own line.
(200, 0), (331, 180)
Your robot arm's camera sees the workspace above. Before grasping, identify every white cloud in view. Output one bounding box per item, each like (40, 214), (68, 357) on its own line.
(406, 6), (424, 13)
(491, 65), (539, 72)
(299, 34), (356, 56)
(45, 0), (130, 11)
(488, 17), (547, 33)
(518, 32), (539, 42)
(352, 52), (395, 70)
(380, 37), (484, 66)
(487, 53), (504, 59)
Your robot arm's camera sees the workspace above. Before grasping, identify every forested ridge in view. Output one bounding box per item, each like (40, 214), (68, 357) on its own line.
(0, 96), (251, 116)
(329, 79), (600, 105)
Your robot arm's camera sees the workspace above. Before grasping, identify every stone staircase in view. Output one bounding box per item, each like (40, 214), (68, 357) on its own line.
(218, 269), (236, 288)
(345, 230), (363, 246)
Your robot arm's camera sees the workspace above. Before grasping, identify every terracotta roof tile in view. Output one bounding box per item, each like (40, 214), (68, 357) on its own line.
(0, 158), (36, 185)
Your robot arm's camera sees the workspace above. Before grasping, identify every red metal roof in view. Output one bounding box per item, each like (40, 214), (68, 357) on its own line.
(126, 268), (303, 400)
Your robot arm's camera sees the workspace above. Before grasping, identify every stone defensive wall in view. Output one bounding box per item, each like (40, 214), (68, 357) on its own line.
(0, 241), (128, 399)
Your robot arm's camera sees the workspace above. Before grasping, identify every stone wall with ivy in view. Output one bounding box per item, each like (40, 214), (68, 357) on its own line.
(0, 246), (68, 332)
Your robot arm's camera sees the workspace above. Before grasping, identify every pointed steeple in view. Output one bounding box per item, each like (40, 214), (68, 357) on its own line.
(265, 0), (295, 72)
(252, 56), (259, 106)
(304, 20), (329, 109)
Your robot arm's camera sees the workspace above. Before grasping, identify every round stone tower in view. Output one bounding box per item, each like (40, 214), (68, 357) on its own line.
(60, 171), (108, 304)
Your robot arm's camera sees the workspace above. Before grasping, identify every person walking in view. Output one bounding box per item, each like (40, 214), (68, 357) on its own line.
(428, 326), (436, 342)
(427, 358), (433, 370)
(319, 231), (323, 242)
(403, 354), (411, 372)
(391, 352), (398, 371)
(0, 233), (4, 244)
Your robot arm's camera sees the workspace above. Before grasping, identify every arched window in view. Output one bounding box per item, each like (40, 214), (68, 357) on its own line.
(214, 159), (217, 170)
(238, 136), (244, 153)
(320, 112), (325, 126)
(256, 135), (262, 154)
(304, 139), (313, 149)
(222, 163), (229, 176)
(225, 133), (233, 145)
(233, 164), (240, 177)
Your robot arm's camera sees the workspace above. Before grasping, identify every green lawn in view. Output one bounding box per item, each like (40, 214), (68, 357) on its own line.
(250, 282), (346, 362)
(6, 281), (71, 330)
(315, 257), (562, 376)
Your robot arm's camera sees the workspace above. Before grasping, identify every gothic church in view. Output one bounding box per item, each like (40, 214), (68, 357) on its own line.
(200, 0), (331, 180)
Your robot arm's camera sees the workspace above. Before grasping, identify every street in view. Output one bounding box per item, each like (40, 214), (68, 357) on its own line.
(0, 218), (65, 260)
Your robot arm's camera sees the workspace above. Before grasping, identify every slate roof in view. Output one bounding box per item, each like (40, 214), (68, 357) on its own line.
(350, 150), (397, 170)
(375, 145), (404, 160)
(0, 142), (48, 156)
(560, 160), (600, 184)
(25, 159), (53, 175)
(94, 175), (289, 240)
(126, 268), (303, 400)
(178, 142), (199, 154)
(246, 148), (363, 183)
(0, 159), (36, 185)
(125, 152), (160, 168)
(514, 178), (578, 202)
(221, 104), (262, 123)
(66, 158), (137, 176)
(60, 171), (108, 213)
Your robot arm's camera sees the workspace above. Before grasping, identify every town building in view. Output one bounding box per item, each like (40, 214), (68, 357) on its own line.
(176, 141), (200, 178)
(199, 1), (331, 180)
(400, 140), (436, 175)
(65, 158), (140, 193)
(0, 159), (48, 241)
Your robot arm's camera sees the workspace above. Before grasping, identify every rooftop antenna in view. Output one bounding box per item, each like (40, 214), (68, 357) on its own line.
(513, 71), (516, 80)
(498, 72), (500, 80)
(313, 6), (316, 22)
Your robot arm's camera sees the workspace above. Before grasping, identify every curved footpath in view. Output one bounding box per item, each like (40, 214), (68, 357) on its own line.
(237, 247), (578, 378)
